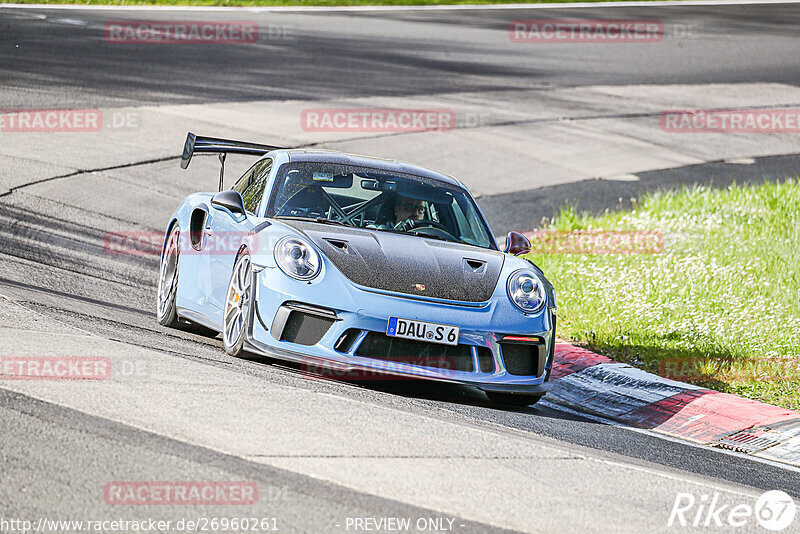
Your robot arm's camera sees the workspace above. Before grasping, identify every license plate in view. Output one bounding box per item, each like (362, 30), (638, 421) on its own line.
(386, 317), (459, 346)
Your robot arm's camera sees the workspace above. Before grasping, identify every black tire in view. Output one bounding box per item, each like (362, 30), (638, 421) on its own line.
(222, 249), (252, 358)
(486, 392), (543, 407)
(156, 224), (182, 328)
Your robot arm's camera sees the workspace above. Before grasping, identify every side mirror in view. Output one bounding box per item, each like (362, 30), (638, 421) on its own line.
(211, 190), (246, 217)
(504, 231), (531, 256)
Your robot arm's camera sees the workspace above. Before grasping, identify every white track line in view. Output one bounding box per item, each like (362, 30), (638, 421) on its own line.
(1, 0), (800, 12)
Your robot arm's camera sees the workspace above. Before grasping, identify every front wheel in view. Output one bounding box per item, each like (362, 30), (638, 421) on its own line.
(486, 392), (543, 407)
(223, 250), (252, 357)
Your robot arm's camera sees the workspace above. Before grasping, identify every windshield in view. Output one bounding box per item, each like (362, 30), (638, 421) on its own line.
(266, 162), (495, 249)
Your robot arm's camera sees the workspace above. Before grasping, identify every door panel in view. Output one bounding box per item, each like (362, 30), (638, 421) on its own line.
(208, 160), (272, 317)
(206, 208), (254, 319)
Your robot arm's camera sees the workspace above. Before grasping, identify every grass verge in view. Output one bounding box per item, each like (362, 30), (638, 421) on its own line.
(525, 180), (800, 410)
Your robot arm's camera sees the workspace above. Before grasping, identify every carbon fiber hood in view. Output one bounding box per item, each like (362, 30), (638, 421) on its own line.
(282, 220), (505, 303)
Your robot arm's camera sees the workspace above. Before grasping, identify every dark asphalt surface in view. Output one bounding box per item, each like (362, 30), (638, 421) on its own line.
(1, 3), (799, 531)
(0, 388), (518, 533)
(4, 2), (800, 233)
(2, 4), (800, 107)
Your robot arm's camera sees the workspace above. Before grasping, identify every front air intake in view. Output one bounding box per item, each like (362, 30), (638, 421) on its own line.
(499, 337), (546, 377)
(355, 332), (474, 372)
(334, 329), (361, 353)
(271, 302), (338, 346)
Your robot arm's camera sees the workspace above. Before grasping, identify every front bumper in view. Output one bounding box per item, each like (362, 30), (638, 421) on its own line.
(244, 265), (555, 395)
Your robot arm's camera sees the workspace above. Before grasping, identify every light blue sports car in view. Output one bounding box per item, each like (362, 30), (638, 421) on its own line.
(157, 133), (556, 406)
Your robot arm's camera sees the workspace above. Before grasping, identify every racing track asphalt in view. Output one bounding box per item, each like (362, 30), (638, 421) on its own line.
(1, 2), (800, 532)
(5, 2), (800, 232)
(3, 2), (800, 107)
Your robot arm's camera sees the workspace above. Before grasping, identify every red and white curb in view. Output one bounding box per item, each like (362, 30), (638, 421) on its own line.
(548, 343), (800, 467)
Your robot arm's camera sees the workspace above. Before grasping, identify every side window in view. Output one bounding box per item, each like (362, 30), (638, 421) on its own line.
(241, 159), (272, 214)
(232, 159), (272, 215)
(452, 195), (491, 248)
(233, 161), (259, 197)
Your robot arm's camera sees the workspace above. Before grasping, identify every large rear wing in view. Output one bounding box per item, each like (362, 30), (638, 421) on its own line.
(180, 132), (285, 191)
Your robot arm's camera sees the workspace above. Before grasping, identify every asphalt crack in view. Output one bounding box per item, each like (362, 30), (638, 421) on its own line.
(0, 154), (180, 199)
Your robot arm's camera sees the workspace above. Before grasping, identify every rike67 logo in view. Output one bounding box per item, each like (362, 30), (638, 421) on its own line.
(669, 490), (796, 531)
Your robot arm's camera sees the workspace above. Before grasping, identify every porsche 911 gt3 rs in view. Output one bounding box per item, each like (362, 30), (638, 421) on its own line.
(157, 133), (556, 406)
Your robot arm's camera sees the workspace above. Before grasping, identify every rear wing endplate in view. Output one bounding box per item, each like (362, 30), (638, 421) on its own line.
(180, 132), (285, 191)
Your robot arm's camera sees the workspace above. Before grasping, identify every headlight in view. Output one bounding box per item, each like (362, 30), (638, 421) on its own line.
(507, 269), (546, 314)
(274, 236), (321, 280)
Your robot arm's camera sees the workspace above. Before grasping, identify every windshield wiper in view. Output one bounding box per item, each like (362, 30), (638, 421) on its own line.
(275, 216), (349, 227)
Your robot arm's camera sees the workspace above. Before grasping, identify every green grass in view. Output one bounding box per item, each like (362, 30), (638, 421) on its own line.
(6, 0), (679, 6)
(525, 180), (800, 410)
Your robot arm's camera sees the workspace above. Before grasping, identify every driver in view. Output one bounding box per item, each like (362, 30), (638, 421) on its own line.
(392, 195), (426, 231)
